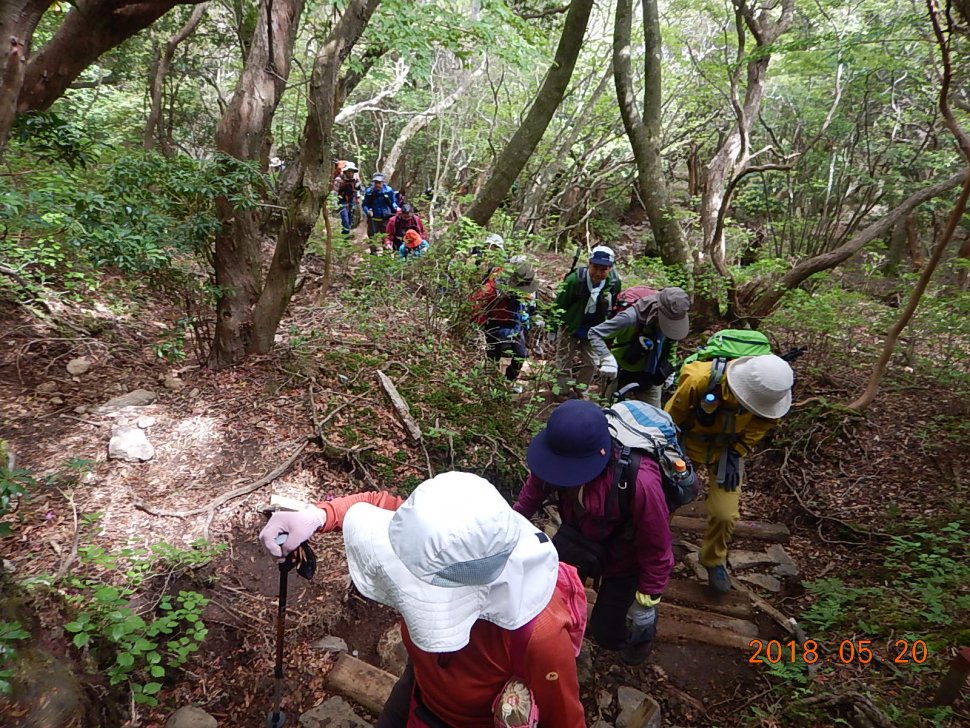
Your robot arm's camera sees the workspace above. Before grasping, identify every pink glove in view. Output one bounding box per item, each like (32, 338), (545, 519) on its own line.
(259, 507), (326, 561)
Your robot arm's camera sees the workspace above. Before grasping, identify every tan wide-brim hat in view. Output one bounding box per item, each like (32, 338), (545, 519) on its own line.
(726, 355), (794, 419)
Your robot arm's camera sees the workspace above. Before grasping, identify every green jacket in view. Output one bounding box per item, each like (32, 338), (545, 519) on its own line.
(552, 267), (621, 337)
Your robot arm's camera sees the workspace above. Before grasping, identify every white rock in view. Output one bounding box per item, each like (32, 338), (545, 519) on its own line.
(299, 697), (370, 727)
(108, 426), (155, 462)
(728, 550), (777, 571)
(737, 573), (782, 592)
(166, 706), (217, 728)
(136, 416), (156, 429)
(74, 405), (88, 414)
(96, 389), (157, 413)
(2, 559), (15, 573)
(164, 376), (185, 391)
(66, 357), (91, 375)
(311, 635), (348, 653)
(617, 688), (662, 728)
(36, 381), (58, 393)
(189, 387), (200, 398)
(597, 689), (614, 710)
(50, 397), (64, 405)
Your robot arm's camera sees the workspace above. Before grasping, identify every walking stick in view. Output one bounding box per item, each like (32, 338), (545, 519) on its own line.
(267, 534), (317, 728)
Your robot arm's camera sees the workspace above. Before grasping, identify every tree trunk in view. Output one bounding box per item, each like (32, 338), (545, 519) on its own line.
(463, 0), (594, 227)
(248, 0), (382, 355)
(384, 61), (485, 186)
(144, 2), (206, 152)
(208, 0), (306, 368)
(613, 0), (689, 265)
(0, 0), (54, 156)
(735, 170), (968, 319)
(515, 63), (612, 232)
(17, 1), (206, 117)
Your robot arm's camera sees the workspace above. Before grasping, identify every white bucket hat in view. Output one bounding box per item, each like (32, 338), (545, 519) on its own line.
(342, 472), (559, 653)
(726, 354), (794, 419)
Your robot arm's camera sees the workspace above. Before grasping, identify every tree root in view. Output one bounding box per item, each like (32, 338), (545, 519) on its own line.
(797, 690), (895, 728)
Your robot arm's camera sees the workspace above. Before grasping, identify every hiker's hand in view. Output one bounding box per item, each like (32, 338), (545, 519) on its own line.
(598, 355), (618, 379)
(719, 450), (742, 491)
(626, 602), (657, 643)
(260, 507), (326, 562)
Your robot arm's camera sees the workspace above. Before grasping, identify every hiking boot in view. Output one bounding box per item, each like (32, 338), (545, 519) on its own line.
(706, 565), (731, 594)
(619, 640), (653, 666)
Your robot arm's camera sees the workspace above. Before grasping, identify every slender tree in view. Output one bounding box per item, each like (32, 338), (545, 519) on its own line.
(464, 0), (594, 227)
(613, 0), (690, 265)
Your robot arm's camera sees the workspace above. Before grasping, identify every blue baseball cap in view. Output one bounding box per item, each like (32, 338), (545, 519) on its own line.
(526, 400), (612, 487)
(589, 245), (615, 267)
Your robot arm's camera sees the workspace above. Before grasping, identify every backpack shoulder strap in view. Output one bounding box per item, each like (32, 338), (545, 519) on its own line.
(707, 357), (728, 395)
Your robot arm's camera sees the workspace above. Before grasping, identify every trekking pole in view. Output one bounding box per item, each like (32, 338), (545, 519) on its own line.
(267, 533), (317, 728)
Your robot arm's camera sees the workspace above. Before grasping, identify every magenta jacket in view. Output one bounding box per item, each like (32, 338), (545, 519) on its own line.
(513, 453), (674, 596)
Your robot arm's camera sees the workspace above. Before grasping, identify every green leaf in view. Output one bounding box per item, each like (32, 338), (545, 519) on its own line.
(72, 632), (90, 648)
(116, 652), (134, 668)
(142, 682), (162, 695)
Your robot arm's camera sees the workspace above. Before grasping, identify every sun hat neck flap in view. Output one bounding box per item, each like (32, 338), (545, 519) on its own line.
(526, 400), (612, 487)
(726, 354), (794, 419)
(343, 472), (559, 653)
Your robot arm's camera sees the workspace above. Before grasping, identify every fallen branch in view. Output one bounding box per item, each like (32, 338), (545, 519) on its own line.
(377, 370), (423, 442)
(134, 438), (311, 519)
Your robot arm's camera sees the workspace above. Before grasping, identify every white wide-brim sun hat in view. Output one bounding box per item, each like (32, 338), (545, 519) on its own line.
(726, 354), (794, 419)
(343, 472), (559, 653)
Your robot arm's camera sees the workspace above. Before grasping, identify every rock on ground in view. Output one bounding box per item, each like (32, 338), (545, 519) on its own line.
(299, 697), (371, 727)
(96, 389), (157, 413)
(166, 706), (217, 728)
(108, 425), (155, 462)
(66, 357), (91, 375)
(616, 687), (662, 728)
(164, 376), (185, 391)
(312, 635), (348, 653)
(737, 573), (782, 592)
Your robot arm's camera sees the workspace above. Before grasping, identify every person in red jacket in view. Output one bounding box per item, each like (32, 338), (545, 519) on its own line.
(514, 400), (674, 665)
(259, 472), (587, 728)
(383, 204), (426, 251)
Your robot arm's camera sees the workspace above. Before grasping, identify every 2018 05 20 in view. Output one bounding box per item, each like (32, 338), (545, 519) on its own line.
(747, 638), (929, 665)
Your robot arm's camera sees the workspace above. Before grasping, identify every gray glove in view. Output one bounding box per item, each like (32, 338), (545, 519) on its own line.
(626, 602), (657, 644)
(718, 449), (743, 491)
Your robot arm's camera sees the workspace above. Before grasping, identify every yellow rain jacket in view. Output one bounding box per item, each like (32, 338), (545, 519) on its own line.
(664, 360), (778, 465)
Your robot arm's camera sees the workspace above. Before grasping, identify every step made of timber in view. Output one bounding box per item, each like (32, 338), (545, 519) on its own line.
(663, 578), (754, 620)
(663, 603), (759, 637)
(671, 515), (790, 542)
(325, 653), (397, 715)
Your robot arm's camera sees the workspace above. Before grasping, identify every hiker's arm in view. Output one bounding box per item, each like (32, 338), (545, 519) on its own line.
(512, 474), (547, 520)
(735, 416), (779, 456)
(315, 491), (406, 532)
(632, 460), (674, 596)
(521, 621), (586, 727)
(588, 307), (637, 363)
(663, 362), (705, 426)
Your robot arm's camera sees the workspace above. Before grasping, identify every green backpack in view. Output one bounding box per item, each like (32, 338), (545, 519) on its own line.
(678, 329), (773, 393)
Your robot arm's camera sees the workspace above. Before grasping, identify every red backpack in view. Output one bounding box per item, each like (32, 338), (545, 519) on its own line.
(610, 285), (656, 318)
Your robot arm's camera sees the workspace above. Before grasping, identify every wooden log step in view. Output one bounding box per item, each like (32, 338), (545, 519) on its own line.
(671, 515), (790, 542)
(662, 602), (759, 637)
(675, 500), (708, 519)
(325, 652), (397, 714)
(658, 618), (754, 650)
(663, 578), (754, 620)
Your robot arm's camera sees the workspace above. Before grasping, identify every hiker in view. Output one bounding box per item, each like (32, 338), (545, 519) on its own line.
(259, 472), (587, 727)
(384, 203), (427, 252)
(514, 400), (674, 666)
(332, 161), (362, 236)
(362, 172), (400, 253)
(550, 246), (621, 397)
(398, 229), (430, 259)
(588, 287), (691, 407)
(471, 260), (541, 389)
(664, 354), (794, 594)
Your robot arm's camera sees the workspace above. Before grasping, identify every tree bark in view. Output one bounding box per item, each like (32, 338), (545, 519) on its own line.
(384, 61), (485, 185)
(735, 170), (967, 319)
(208, 0), (306, 368)
(248, 0), (382, 355)
(463, 0), (594, 227)
(17, 1), (205, 116)
(613, 0), (689, 265)
(698, 0), (793, 270)
(0, 0), (54, 156)
(144, 2), (206, 152)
